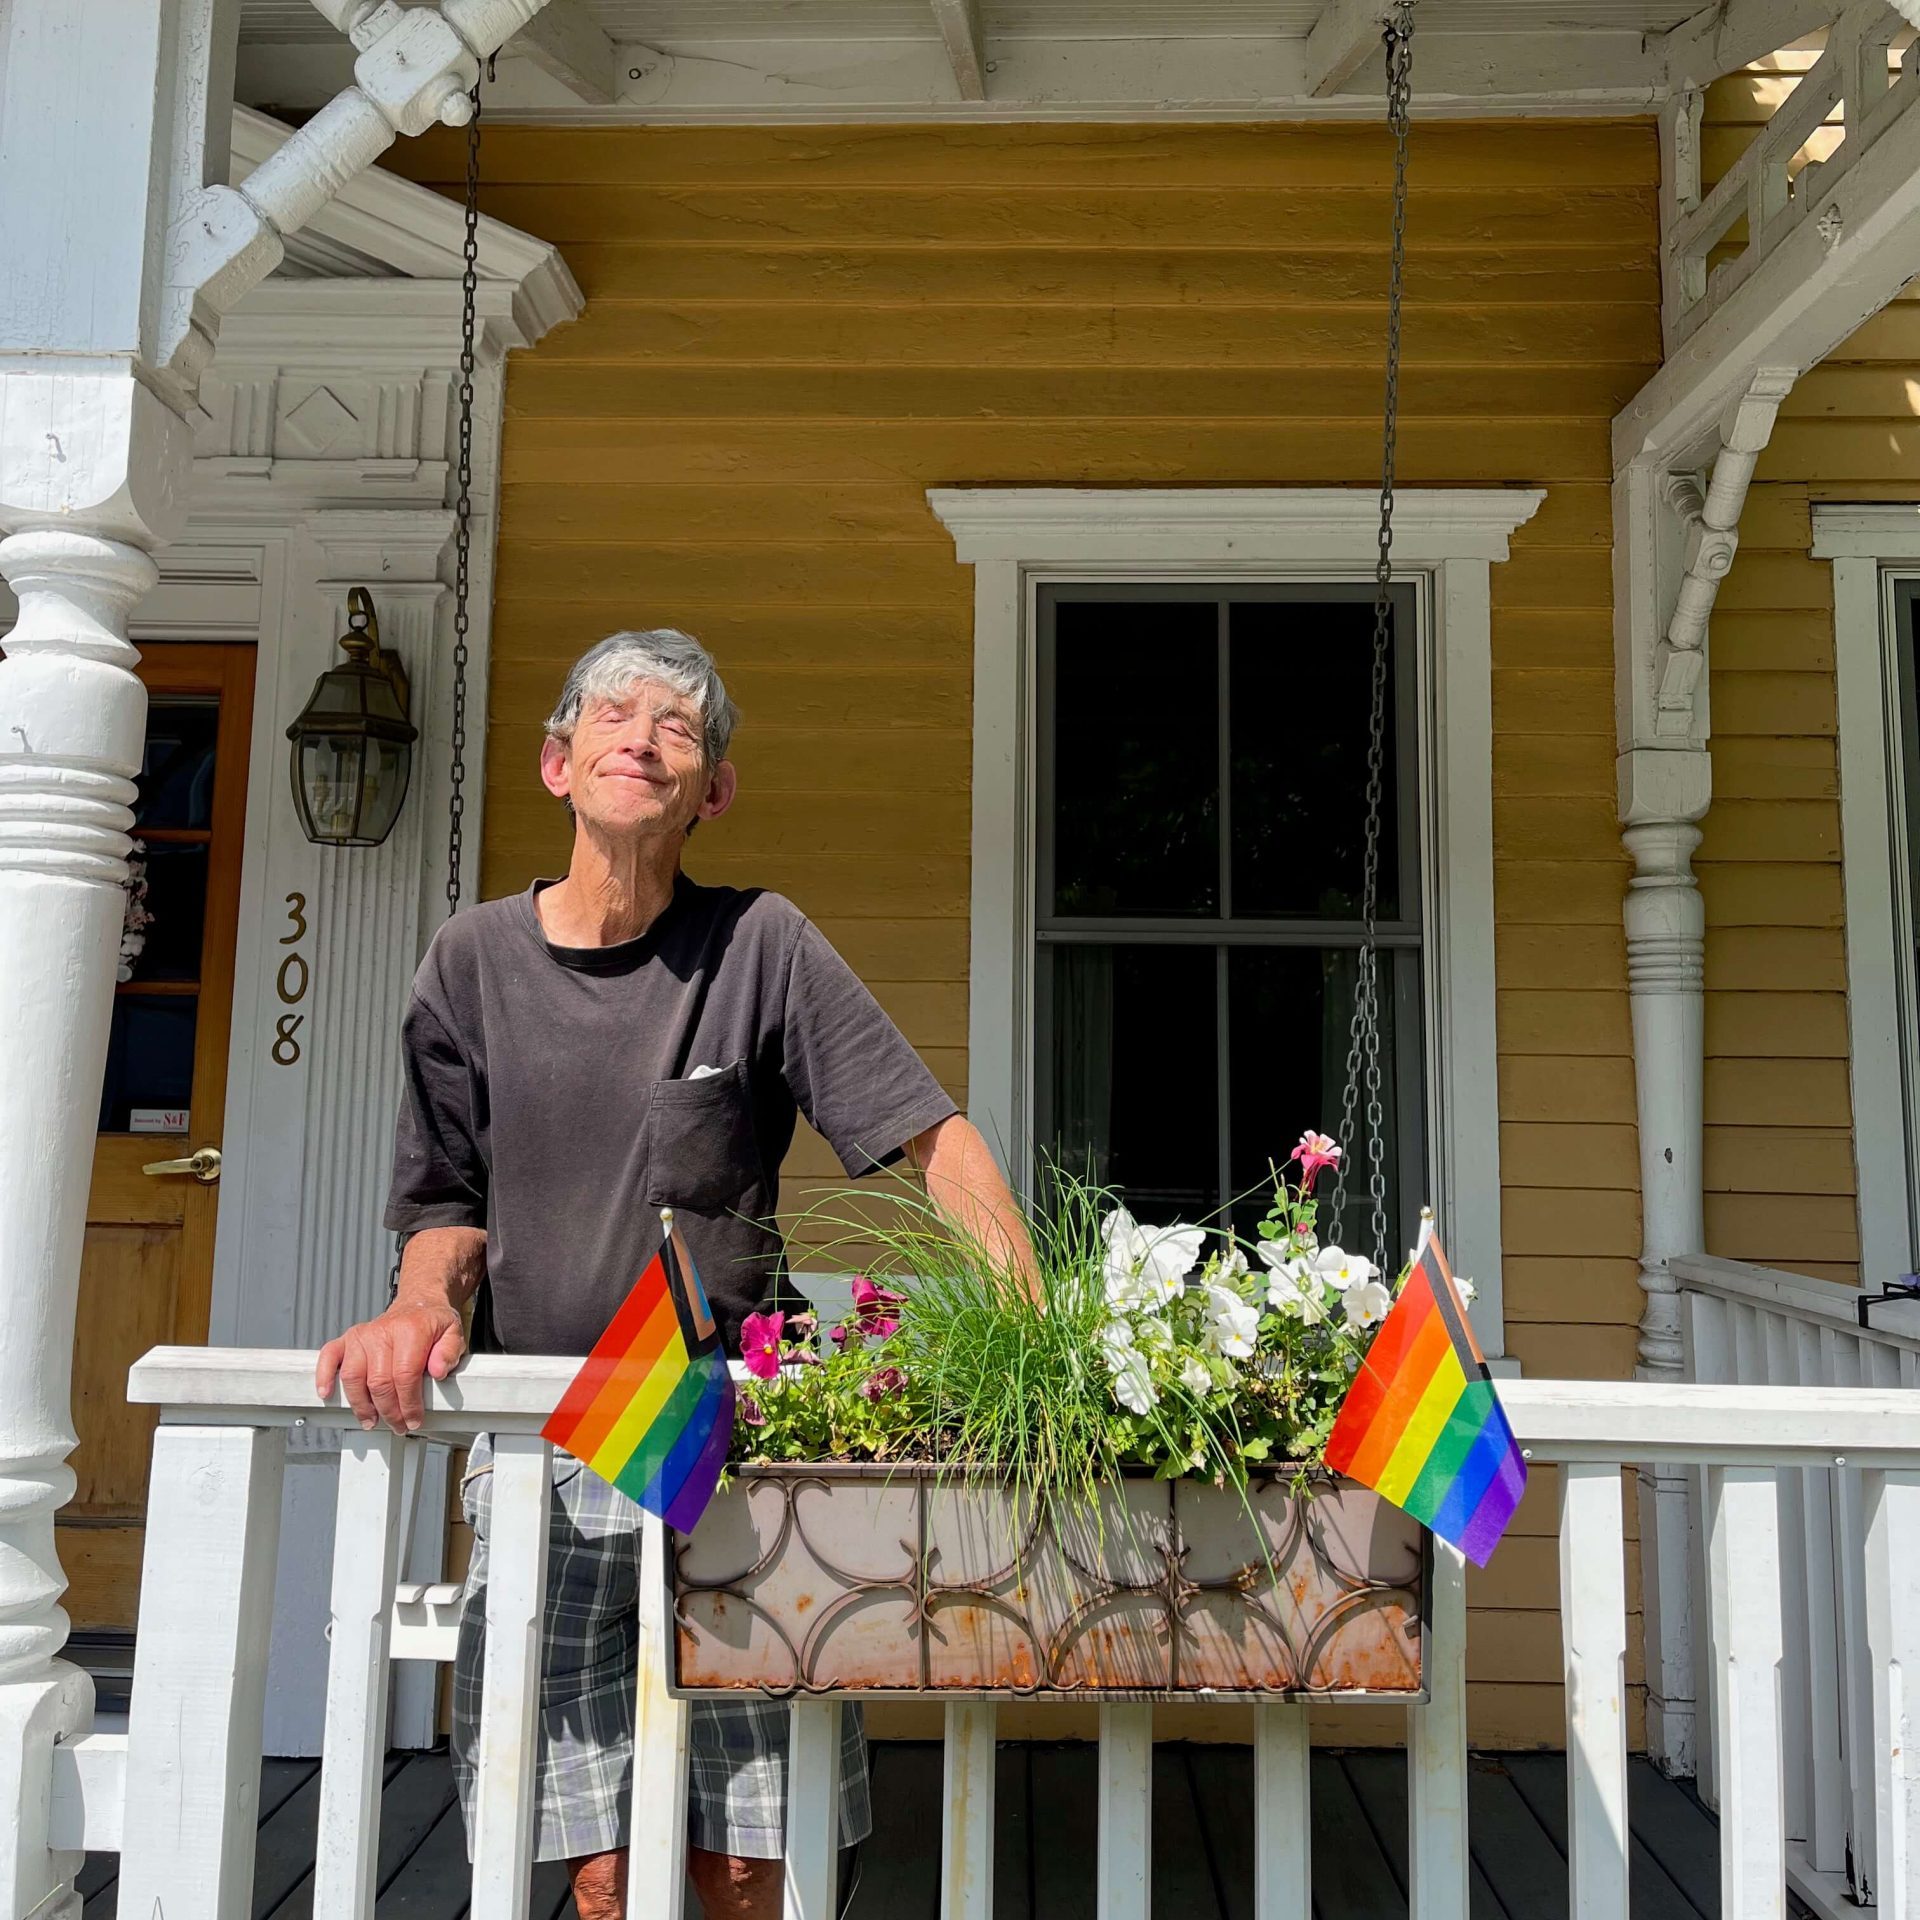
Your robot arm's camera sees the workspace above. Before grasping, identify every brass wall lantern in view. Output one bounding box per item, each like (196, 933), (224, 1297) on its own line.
(286, 587), (419, 847)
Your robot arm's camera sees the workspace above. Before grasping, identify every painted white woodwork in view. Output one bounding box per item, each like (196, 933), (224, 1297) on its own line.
(390, 1580), (466, 1662)
(0, 7), (241, 1912)
(1407, 1541), (1469, 1920)
(234, 18), (1696, 122)
(1616, 2), (1920, 473)
(785, 1702), (846, 1920)
(1253, 1704), (1312, 1920)
(82, 1346), (1920, 1917)
(312, 1430), (409, 1920)
(1706, 1465), (1787, 1920)
(1611, 367), (1796, 1782)
(1096, 1703), (1153, 1920)
(118, 1424), (287, 1917)
(507, 0), (618, 102)
(468, 1432), (553, 1920)
(1305, 0), (1392, 98)
(928, 0), (988, 100)
(1814, 504), (1920, 1286)
(1656, 0), (1842, 88)
(1560, 1463), (1631, 1920)
(1866, 1469), (1920, 1920)
(1672, 1257), (1920, 1916)
(941, 1701), (996, 1920)
(930, 485), (1543, 1359)
(627, 1514), (690, 1920)
(47, 1733), (128, 1856)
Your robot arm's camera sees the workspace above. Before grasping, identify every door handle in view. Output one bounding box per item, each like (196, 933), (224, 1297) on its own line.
(142, 1146), (222, 1184)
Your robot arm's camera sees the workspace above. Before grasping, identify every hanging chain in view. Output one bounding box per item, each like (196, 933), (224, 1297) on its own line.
(446, 76), (482, 918)
(1333, 0), (1415, 1273)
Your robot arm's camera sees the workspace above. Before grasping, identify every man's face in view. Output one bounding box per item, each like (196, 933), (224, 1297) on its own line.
(540, 675), (736, 838)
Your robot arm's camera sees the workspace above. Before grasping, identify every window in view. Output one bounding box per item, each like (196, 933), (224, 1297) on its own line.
(1815, 508), (1920, 1284)
(1033, 584), (1424, 1244)
(931, 486), (1541, 1355)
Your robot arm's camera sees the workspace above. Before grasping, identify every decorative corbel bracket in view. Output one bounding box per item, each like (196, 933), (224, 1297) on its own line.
(159, 0), (557, 392)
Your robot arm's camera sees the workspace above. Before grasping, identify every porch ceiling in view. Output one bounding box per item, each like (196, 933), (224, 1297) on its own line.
(232, 0), (1750, 121)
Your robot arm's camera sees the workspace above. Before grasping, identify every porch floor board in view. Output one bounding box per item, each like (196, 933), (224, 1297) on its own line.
(78, 1743), (1801, 1919)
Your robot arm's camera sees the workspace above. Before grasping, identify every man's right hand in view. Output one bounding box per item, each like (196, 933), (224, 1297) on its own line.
(316, 1301), (467, 1433)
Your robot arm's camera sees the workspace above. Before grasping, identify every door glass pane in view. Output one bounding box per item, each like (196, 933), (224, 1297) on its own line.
(1043, 943), (1218, 1222)
(123, 842), (208, 983)
(134, 698), (218, 829)
(97, 997), (198, 1132)
(1049, 599), (1219, 918)
(1227, 946), (1405, 1243)
(1229, 598), (1400, 919)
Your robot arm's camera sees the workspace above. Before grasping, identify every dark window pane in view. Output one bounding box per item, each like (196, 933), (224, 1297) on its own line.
(1226, 947), (1407, 1243)
(134, 698), (219, 830)
(123, 842), (207, 983)
(97, 996), (197, 1132)
(1229, 599), (1400, 919)
(1049, 599), (1219, 918)
(1042, 943), (1217, 1221)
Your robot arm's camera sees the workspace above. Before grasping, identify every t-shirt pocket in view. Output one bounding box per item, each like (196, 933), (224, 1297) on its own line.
(644, 1058), (760, 1211)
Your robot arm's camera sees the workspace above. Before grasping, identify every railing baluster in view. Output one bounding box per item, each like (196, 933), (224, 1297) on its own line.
(628, 1512), (690, 1920)
(119, 1424), (285, 1918)
(941, 1700), (996, 1920)
(1865, 1468), (1920, 1918)
(1793, 1320), (1847, 1876)
(1096, 1703), (1153, 1920)
(1560, 1463), (1630, 1920)
(785, 1700), (843, 1920)
(312, 1429), (408, 1920)
(1831, 1330), (1880, 1897)
(469, 1433), (553, 1920)
(1706, 1464), (1786, 1920)
(1409, 1540), (1469, 1920)
(1763, 1314), (1812, 1852)
(1253, 1703), (1311, 1920)
(1685, 1294), (1732, 1811)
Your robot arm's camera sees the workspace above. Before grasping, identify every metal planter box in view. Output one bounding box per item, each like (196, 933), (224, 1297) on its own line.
(671, 1465), (1427, 1700)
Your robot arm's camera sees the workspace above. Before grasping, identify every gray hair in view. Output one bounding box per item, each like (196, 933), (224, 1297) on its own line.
(543, 629), (739, 768)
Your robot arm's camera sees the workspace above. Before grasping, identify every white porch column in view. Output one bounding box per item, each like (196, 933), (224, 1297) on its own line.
(1614, 372), (1793, 1779)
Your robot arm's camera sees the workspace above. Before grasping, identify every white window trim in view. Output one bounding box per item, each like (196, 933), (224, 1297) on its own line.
(1812, 503), (1920, 1286)
(928, 486), (1545, 1359)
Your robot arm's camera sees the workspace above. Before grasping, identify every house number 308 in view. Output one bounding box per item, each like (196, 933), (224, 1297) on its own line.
(273, 891), (310, 1065)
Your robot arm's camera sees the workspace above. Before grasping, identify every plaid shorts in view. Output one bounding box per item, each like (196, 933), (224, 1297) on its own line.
(452, 1435), (872, 1863)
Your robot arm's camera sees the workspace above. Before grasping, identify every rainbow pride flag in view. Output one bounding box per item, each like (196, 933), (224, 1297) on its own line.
(1324, 1225), (1525, 1567)
(542, 1209), (734, 1533)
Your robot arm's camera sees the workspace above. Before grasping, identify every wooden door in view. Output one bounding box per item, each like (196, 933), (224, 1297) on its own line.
(61, 642), (256, 1635)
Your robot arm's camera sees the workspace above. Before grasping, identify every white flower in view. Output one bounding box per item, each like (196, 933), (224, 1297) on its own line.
(1342, 1279), (1394, 1330)
(1253, 1237), (1294, 1275)
(1455, 1274), (1477, 1305)
(1179, 1354), (1213, 1394)
(1134, 1313), (1173, 1353)
(1312, 1245), (1378, 1293)
(1215, 1246), (1249, 1282)
(1264, 1258), (1328, 1325)
(1099, 1317), (1137, 1368)
(1110, 1344), (1159, 1415)
(1204, 1283), (1260, 1360)
(1101, 1207), (1205, 1309)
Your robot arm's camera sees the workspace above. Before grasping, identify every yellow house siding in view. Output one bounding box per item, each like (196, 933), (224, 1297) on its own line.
(389, 117), (1660, 1746)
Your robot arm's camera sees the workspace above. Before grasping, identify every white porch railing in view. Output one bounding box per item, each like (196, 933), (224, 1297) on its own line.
(1663, 1), (1919, 349)
(1674, 1253), (1920, 1917)
(43, 1348), (1920, 1919)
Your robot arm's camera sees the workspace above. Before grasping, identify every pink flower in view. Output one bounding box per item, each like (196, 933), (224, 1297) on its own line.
(740, 1310), (785, 1381)
(859, 1365), (907, 1403)
(739, 1393), (767, 1428)
(831, 1321), (864, 1351)
(1288, 1131), (1343, 1192)
(787, 1311), (818, 1341)
(851, 1276), (906, 1339)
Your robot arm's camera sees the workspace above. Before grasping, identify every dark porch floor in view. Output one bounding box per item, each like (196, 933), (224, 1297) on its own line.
(79, 1742), (1778, 1918)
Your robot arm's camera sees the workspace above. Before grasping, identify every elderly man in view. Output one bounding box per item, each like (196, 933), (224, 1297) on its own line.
(316, 629), (1031, 1919)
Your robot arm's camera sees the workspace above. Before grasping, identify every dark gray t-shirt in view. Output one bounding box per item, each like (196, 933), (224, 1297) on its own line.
(382, 874), (958, 1355)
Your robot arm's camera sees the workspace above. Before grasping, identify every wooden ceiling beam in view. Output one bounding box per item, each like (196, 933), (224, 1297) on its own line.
(929, 0), (989, 102)
(1304, 0), (1391, 98)
(503, 0), (617, 105)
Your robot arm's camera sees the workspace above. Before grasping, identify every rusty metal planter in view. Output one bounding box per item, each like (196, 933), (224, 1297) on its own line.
(670, 1465), (1427, 1701)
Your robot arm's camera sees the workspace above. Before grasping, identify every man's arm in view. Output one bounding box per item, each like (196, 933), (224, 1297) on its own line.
(315, 1226), (487, 1432)
(907, 1113), (1040, 1298)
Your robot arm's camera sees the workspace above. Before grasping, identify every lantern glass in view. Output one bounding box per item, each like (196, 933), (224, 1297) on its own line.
(285, 596), (418, 848)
